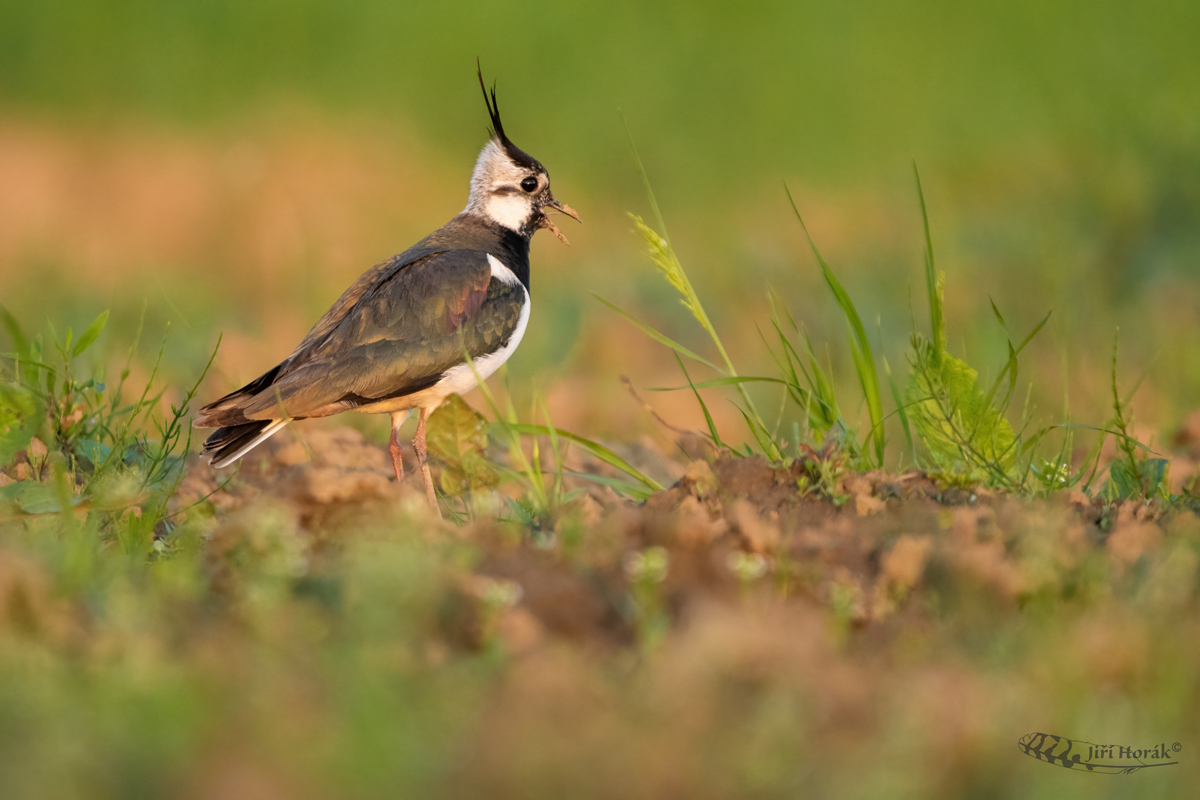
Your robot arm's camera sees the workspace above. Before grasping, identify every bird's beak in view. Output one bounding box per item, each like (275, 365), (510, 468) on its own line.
(547, 197), (581, 222)
(540, 194), (581, 245)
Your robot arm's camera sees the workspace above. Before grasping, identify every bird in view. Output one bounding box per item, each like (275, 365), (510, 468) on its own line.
(192, 64), (579, 515)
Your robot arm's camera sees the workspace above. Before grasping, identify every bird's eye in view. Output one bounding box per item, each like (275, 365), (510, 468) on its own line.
(520, 176), (538, 193)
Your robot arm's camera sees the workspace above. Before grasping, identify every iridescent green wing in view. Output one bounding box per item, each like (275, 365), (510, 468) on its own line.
(239, 249), (524, 418)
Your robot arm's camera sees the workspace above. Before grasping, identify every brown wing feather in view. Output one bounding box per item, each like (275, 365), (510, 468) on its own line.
(445, 269), (491, 331)
(195, 249), (519, 427)
(195, 251), (447, 427)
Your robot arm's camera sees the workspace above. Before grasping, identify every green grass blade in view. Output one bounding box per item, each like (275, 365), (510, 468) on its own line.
(594, 296), (723, 373)
(562, 470), (655, 502)
(72, 310), (110, 358)
(625, 126), (778, 459)
(733, 403), (774, 456)
(799, 330), (840, 432)
(785, 185), (884, 466)
(913, 163), (945, 353)
(762, 324), (816, 414)
(884, 355), (914, 463)
(623, 115), (673, 248)
(1050, 423), (1159, 456)
(495, 423), (664, 494)
(0, 305), (28, 353)
(675, 352), (725, 449)
(647, 376), (789, 391)
(981, 309), (1050, 413)
(541, 400), (565, 503)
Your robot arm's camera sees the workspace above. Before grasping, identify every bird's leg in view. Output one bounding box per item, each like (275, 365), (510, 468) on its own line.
(413, 407), (441, 517)
(388, 410), (408, 484)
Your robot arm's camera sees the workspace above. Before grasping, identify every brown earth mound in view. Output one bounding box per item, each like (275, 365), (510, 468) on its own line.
(177, 425), (1187, 654)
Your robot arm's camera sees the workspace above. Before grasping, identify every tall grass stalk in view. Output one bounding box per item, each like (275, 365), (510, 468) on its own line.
(784, 185), (886, 467)
(619, 127), (781, 459)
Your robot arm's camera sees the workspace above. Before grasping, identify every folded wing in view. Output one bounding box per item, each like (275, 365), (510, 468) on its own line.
(195, 249), (524, 427)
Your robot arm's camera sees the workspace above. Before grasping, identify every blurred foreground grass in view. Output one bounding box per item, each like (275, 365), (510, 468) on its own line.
(3, 435), (1200, 798)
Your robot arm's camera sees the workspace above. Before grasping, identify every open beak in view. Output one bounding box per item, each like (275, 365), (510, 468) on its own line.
(547, 197), (581, 223)
(539, 195), (581, 245)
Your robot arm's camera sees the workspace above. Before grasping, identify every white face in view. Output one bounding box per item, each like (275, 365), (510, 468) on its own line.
(464, 139), (548, 232)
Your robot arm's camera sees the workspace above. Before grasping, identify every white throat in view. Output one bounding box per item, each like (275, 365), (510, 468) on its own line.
(478, 193), (531, 232)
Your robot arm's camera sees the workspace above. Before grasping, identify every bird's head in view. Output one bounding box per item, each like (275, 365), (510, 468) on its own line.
(465, 64), (580, 243)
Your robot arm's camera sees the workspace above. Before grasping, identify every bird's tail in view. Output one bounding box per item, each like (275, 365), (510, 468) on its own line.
(202, 419), (289, 468)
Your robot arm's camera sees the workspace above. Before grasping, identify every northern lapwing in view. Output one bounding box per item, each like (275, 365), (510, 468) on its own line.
(193, 65), (579, 515)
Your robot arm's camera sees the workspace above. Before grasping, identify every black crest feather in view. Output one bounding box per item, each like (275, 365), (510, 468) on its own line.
(477, 58), (505, 141)
(474, 58), (543, 172)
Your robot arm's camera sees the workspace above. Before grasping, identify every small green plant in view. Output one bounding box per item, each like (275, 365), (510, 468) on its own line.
(795, 435), (852, 506)
(1099, 337), (1169, 503)
(904, 168), (1050, 490)
(624, 545), (670, 649)
(426, 394), (502, 502)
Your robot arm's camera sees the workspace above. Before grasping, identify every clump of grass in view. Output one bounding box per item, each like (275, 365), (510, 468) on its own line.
(897, 168), (1176, 502)
(627, 174), (993, 493)
(607, 136), (903, 471)
(609, 153), (1174, 508)
(615, 180), (899, 472)
(0, 306), (217, 551)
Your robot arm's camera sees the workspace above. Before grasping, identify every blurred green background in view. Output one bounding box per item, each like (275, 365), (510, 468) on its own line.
(2, 0), (1199, 443)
